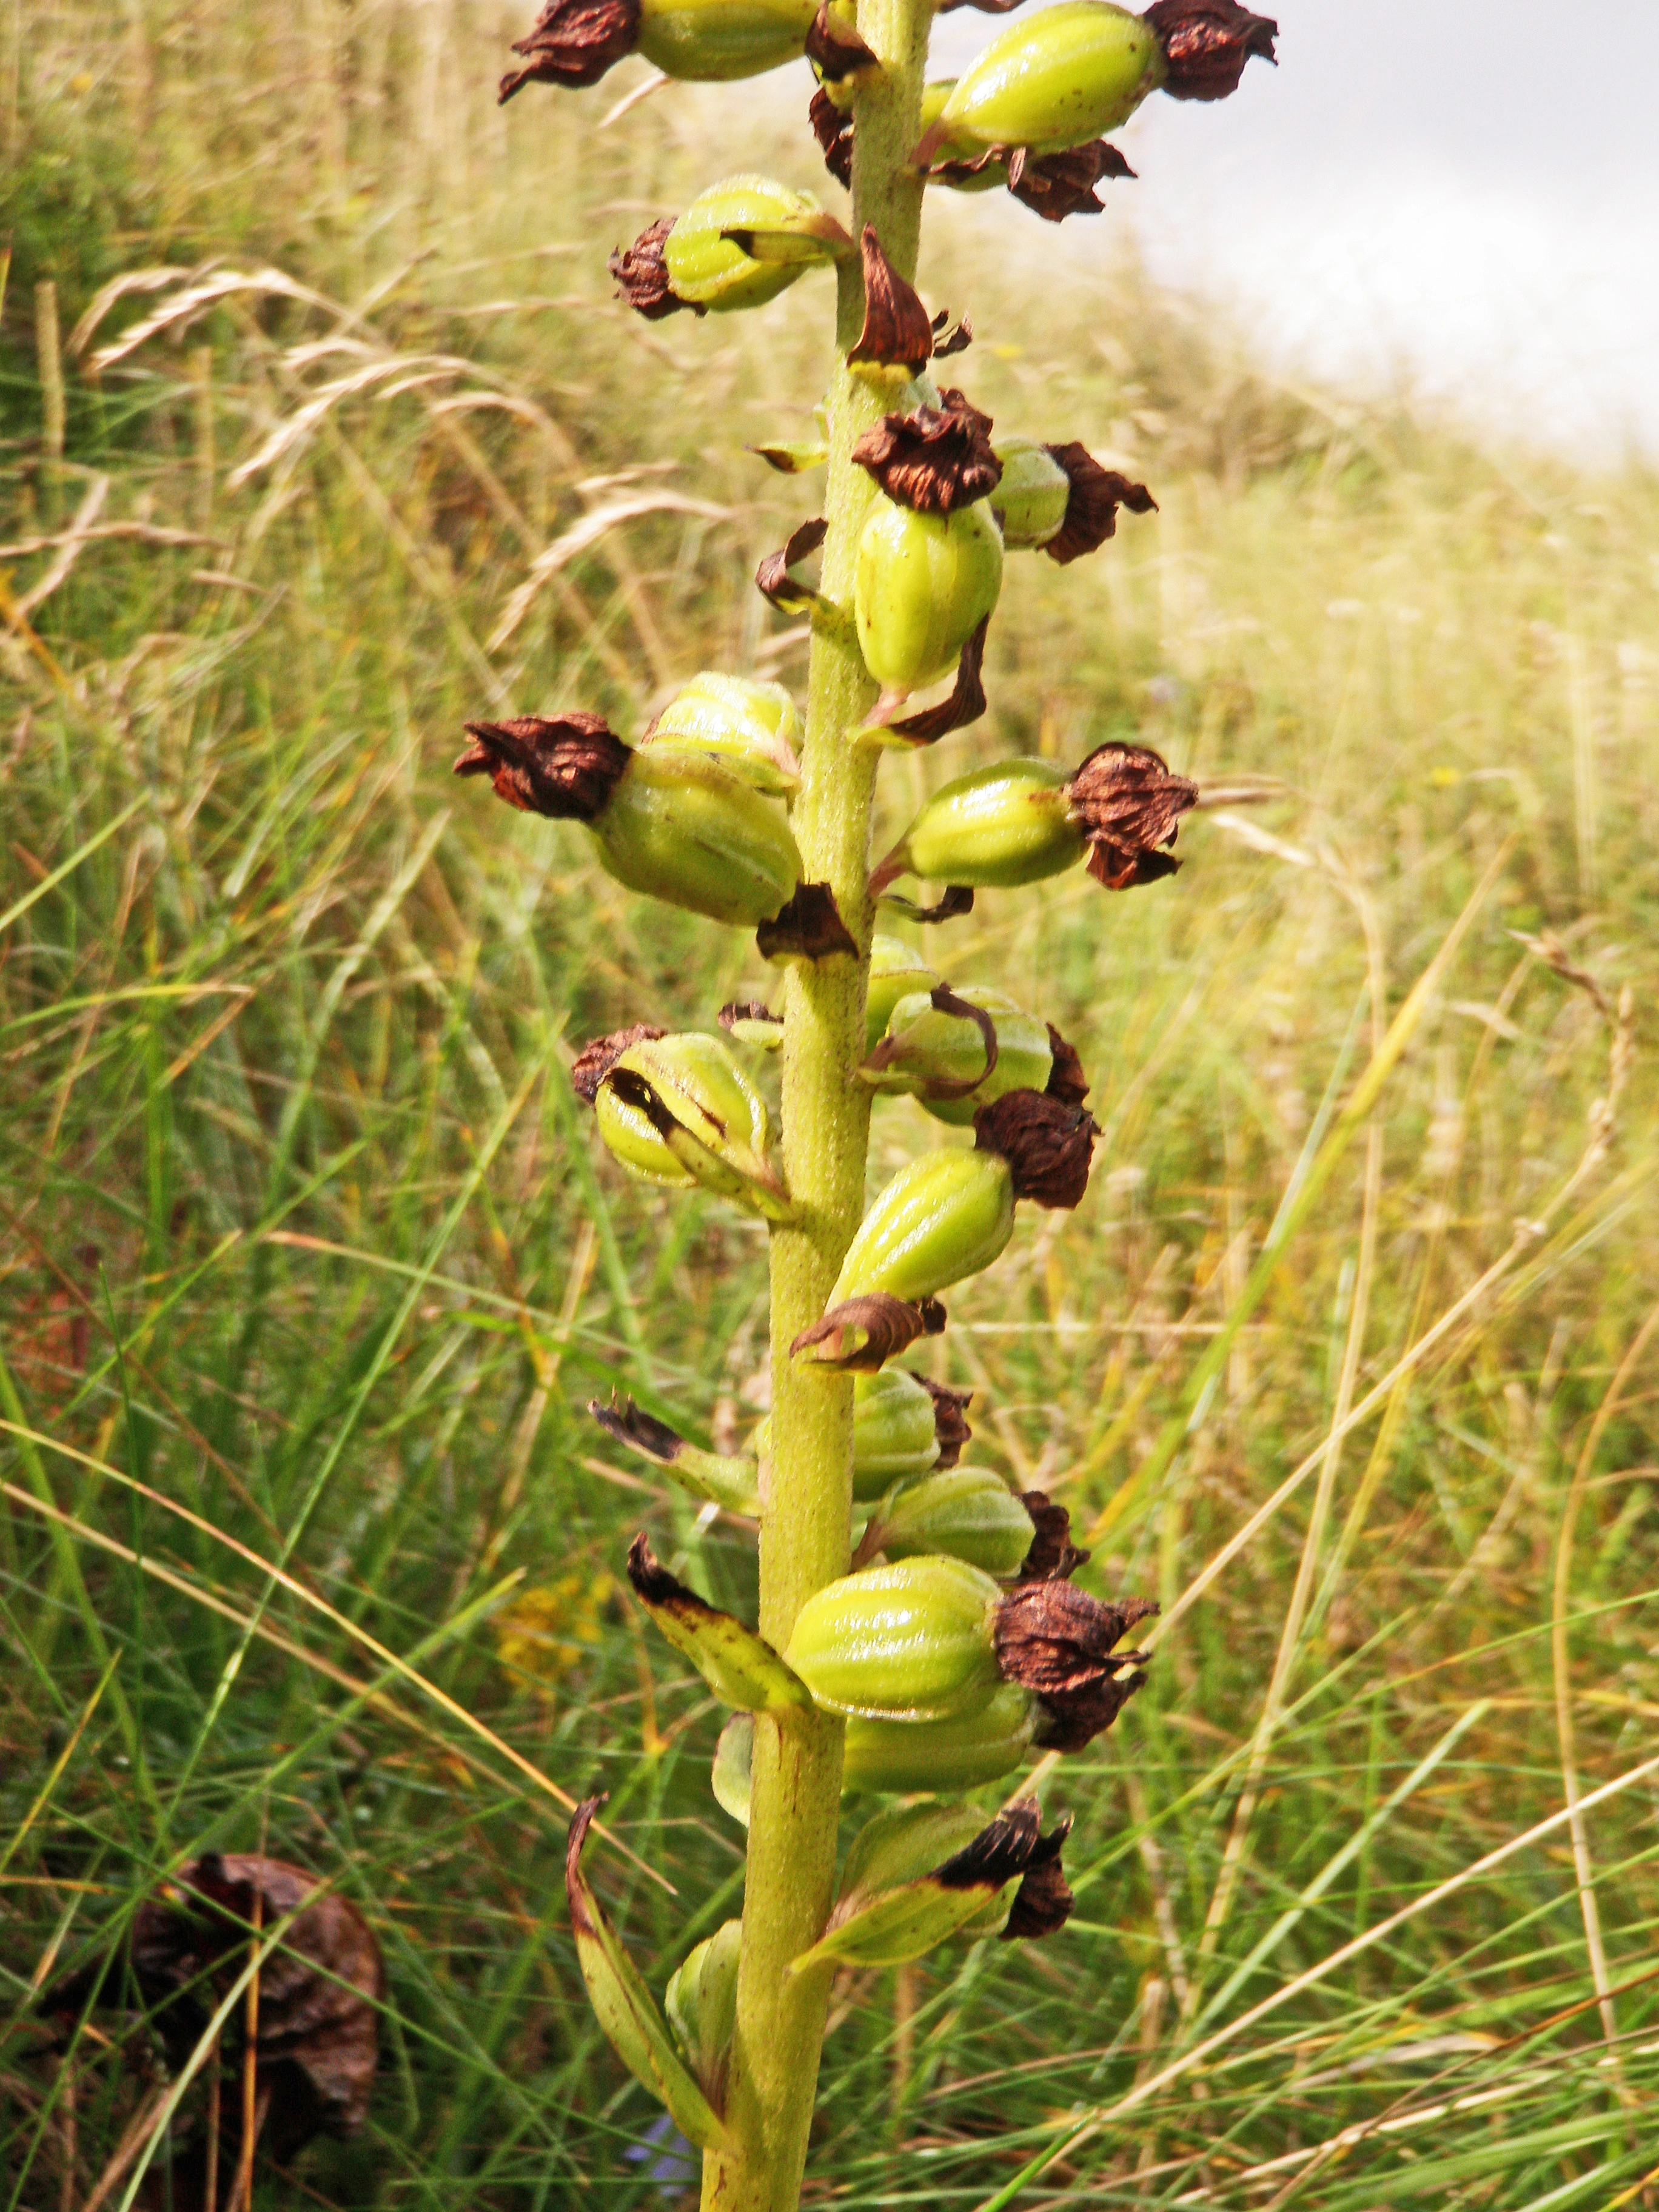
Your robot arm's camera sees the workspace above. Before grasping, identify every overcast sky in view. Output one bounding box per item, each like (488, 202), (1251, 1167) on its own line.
(928, 0), (1659, 460)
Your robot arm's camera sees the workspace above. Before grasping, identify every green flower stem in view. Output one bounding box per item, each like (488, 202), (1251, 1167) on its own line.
(700, 6), (931, 2207)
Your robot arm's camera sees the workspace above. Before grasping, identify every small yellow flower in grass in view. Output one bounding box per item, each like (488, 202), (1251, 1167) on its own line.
(495, 1571), (617, 1691)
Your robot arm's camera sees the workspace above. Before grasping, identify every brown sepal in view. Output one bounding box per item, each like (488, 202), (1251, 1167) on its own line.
(809, 87), (854, 188)
(1016, 1492), (1091, 1583)
(1142, 0), (1278, 101)
(934, 1798), (1041, 1891)
(719, 999), (782, 1034)
(499, 0), (641, 101)
(1044, 1024), (1090, 1107)
(1067, 740), (1198, 888)
(1041, 445), (1156, 564)
(609, 217), (699, 321)
(756, 515), (828, 613)
(1031, 1664), (1148, 1751)
(805, 0), (876, 81)
(1007, 139), (1136, 222)
(848, 227), (934, 372)
(1000, 1815), (1075, 1940)
(994, 1581), (1159, 1749)
(571, 1023), (666, 1104)
(590, 1393), (685, 1464)
(863, 982), (997, 1098)
(851, 390), (1000, 516)
(973, 1090), (1099, 1209)
(874, 883), (976, 925)
(913, 1374), (973, 1470)
(791, 1292), (946, 1372)
(454, 712), (631, 822)
(931, 309), (973, 357)
(756, 881), (857, 962)
(880, 617), (990, 747)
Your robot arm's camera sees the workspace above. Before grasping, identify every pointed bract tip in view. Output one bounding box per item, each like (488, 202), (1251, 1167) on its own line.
(454, 713), (631, 821)
(1044, 1023), (1090, 1107)
(973, 1089), (1099, 1209)
(1142, 0), (1278, 100)
(590, 1394), (684, 1464)
(500, 0), (640, 101)
(848, 227), (934, 372)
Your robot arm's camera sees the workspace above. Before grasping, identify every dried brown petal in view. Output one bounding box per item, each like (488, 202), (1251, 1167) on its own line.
(718, 999), (782, 1035)
(1142, 0), (1278, 100)
(1000, 1814), (1074, 1940)
(1031, 1664), (1148, 1751)
(756, 515), (828, 613)
(809, 87), (854, 188)
(913, 1374), (974, 1470)
(590, 1394), (685, 1464)
(863, 982), (998, 1099)
(1016, 1492), (1090, 1583)
(934, 1798), (1042, 1891)
(875, 883), (976, 925)
(995, 1582), (1158, 1750)
(1041, 445), (1156, 565)
(571, 1023), (666, 1104)
(791, 1292), (946, 1371)
(851, 391), (1000, 516)
(848, 227), (934, 372)
(499, 0), (641, 101)
(1007, 139), (1135, 221)
(1044, 1023), (1090, 1107)
(805, 0), (876, 80)
(931, 310), (973, 357)
(756, 880), (857, 962)
(879, 617), (990, 748)
(608, 216), (698, 321)
(1066, 740), (1198, 888)
(454, 713), (631, 822)
(973, 1090), (1099, 1209)
(936, 0), (1025, 11)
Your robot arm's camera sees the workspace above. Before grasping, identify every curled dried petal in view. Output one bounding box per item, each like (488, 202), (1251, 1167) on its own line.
(590, 1393), (685, 1463)
(1044, 1024), (1089, 1107)
(805, 0), (876, 80)
(454, 713), (631, 821)
(913, 1375), (973, 1470)
(756, 880), (857, 962)
(1066, 740), (1198, 888)
(973, 1090), (1098, 1209)
(877, 618), (990, 748)
(931, 309), (973, 357)
(791, 1292), (947, 1371)
(1007, 139), (1135, 221)
(571, 1023), (666, 1104)
(876, 883), (976, 925)
(1016, 1492), (1090, 1583)
(1143, 0), (1278, 100)
(719, 999), (782, 1035)
(934, 1798), (1041, 1891)
(756, 515), (829, 613)
(848, 227), (934, 372)
(609, 217), (698, 321)
(499, 0), (640, 101)
(851, 391), (1000, 516)
(1041, 446), (1156, 565)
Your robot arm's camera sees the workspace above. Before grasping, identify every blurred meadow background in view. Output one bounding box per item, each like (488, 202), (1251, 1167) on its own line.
(3, 2), (1658, 2207)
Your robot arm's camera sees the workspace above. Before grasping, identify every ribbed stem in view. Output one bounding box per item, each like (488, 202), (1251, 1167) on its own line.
(698, 7), (930, 2208)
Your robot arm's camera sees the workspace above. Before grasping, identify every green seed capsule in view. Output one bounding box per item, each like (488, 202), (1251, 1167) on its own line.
(638, 0), (816, 78)
(664, 174), (839, 312)
(990, 438), (1073, 549)
(865, 933), (942, 1051)
(754, 1364), (942, 1499)
(783, 1555), (1004, 1720)
(831, 1147), (1016, 1306)
(592, 1031), (774, 1191)
(869, 984), (1054, 1126)
(936, 2), (1163, 158)
(665, 1919), (742, 2102)
(595, 748), (803, 926)
(869, 1467), (1036, 1578)
(879, 759), (1086, 890)
(842, 1681), (1037, 1794)
(855, 497), (1004, 693)
(641, 671), (802, 797)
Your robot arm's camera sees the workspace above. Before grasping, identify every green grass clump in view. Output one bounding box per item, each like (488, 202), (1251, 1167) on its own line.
(4, 4), (1658, 2206)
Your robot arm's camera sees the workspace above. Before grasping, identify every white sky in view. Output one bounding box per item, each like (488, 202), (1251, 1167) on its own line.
(928, 0), (1659, 461)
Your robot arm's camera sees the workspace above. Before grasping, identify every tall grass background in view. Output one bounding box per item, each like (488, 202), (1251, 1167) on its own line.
(2, 2), (1658, 2205)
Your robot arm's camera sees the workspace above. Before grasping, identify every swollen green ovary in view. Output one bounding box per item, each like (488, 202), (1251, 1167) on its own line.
(637, 0), (816, 79)
(832, 1151), (1016, 1304)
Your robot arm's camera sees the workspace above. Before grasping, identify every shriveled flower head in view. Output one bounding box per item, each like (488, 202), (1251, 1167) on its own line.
(499, 0), (641, 101)
(973, 1089), (1099, 1209)
(994, 1582), (1159, 1752)
(608, 217), (698, 321)
(1142, 0), (1278, 101)
(851, 390), (1002, 517)
(1065, 740), (1198, 887)
(453, 713), (632, 820)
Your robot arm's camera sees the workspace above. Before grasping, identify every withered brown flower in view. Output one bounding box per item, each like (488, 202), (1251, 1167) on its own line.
(851, 390), (1002, 516)
(608, 217), (699, 321)
(571, 1024), (666, 1104)
(1044, 1024), (1090, 1107)
(791, 1292), (947, 1371)
(973, 1090), (1099, 1209)
(994, 1583), (1158, 1751)
(804, 0), (876, 80)
(755, 880), (858, 962)
(1007, 139), (1136, 222)
(913, 1373), (973, 1470)
(499, 0), (641, 102)
(1000, 1814), (1074, 1940)
(1016, 1491), (1091, 1583)
(1041, 446), (1157, 565)
(1142, 0), (1278, 101)
(1065, 740), (1198, 888)
(453, 714), (632, 821)
(809, 87), (854, 188)
(848, 226), (935, 372)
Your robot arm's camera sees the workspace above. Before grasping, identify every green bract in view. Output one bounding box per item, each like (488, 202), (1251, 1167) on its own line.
(596, 748), (803, 925)
(638, 0), (817, 79)
(880, 758), (1085, 889)
(783, 1555), (1003, 1720)
(831, 1147), (1016, 1305)
(990, 437), (1073, 549)
(665, 1919), (742, 2103)
(854, 497), (1004, 692)
(664, 175), (841, 311)
(842, 1683), (1038, 1794)
(868, 1467), (1035, 1577)
(642, 671), (803, 796)
(934, 1), (1162, 158)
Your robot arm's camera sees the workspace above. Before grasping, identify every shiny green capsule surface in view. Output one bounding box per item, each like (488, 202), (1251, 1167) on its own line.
(893, 758), (1085, 889)
(990, 437), (1071, 549)
(831, 1147), (1016, 1305)
(841, 1681), (1036, 1793)
(872, 1467), (1035, 1577)
(594, 748), (802, 926)
(664, 175), (833, 311)
(851, 1367), (942, 1497)
(783, 1556), (1003, 1720)
(642, 671), (802, 796)
(855, 497), (1004, 692)
(592, 1031), (772, 1190)
(638, 0), (816, 80)
(937, 1), (1162, 157)
(865, 934), (942, 1053)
